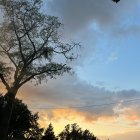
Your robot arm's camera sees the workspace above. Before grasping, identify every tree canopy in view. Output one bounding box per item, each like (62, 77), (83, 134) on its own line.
(0, 1), (79, 138)
(59, 123), (97, 140)
(41, 123), (58, 140)
(0, 95), (100, 140)
(0, 95), (43, 140)
(0, 0), (79, 93)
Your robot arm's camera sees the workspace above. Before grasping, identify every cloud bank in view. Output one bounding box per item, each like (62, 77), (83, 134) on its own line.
(18, 74), (140, 125)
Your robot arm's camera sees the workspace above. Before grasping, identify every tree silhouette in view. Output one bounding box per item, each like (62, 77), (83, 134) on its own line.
(0, 95), (43, 140)
(0, 0), (79, 138)
(41, 123), (58, 140)
(58, 123), (97, 140)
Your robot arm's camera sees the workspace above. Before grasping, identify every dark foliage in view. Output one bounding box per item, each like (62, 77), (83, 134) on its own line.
(0, 96), (101, 140)
(0, 95), (43, 140)
(41, 123), (58, 140)
(58, 123), (97, 140)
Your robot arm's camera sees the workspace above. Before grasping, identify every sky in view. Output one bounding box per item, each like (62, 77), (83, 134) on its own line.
(43, 0), (140, 91)
(1, 0), (140, 140)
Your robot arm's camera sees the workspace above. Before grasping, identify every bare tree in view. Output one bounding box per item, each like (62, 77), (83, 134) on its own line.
(0, 0), (79, 139)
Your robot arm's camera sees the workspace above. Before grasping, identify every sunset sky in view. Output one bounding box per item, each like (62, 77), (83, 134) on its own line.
(1, 0), (140, 140)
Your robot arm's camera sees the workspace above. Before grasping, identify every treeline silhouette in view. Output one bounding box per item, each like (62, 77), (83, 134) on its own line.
(0, 95), (105, 140)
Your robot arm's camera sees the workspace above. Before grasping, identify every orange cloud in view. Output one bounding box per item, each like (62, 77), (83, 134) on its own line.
(121, 107), (140, 121)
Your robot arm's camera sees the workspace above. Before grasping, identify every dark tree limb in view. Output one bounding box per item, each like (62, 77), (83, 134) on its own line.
(0, 73), (10, 90)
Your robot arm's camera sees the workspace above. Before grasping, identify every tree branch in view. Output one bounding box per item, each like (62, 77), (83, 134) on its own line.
(11, 6), (26, 64)
(0, 45), (17, 68)
(22, 19), (37, 53)
(19, 64), (67, 87)
(0, 73), (10, 90)
(25, 27), (54, 65)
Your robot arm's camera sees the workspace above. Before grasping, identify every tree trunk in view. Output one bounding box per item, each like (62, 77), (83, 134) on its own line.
(0, 91), (16, 140)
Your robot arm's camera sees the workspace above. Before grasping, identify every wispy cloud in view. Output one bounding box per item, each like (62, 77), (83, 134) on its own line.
(106, 52), (118, 63)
